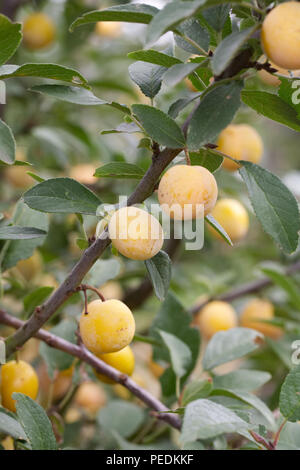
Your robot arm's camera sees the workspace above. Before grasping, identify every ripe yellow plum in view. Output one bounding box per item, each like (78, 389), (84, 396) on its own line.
(69, 164), (97, 185)
(79, 299), (135, 355)
(240, 299), (283, 339)
(99, 281), (123, 300)
(261, 2), (300, 70)
(23, 13), (56, 50)
(158, 164), (218, 220)
(217, 124), (263, 171)
(16, 251), (43, 282)
(1, 360), (39, 412)
(74, 381), (107, 413)
(195, 301), (238, 339)
(108, 206), (164, 260)
(94, 345), (135, 384)
(95, 21), (121, 38)
(209, 198), (249, 242)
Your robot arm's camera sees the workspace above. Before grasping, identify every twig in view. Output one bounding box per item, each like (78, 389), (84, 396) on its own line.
(190, 260), (300, 315)
(0, 309), (182, 430)
(272, 418), (288, 448)
(249, 430), (275, 450)
(4, 38), (263, 357)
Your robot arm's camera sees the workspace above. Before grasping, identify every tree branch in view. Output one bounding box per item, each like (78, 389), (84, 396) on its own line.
(190, 260), (300, 315)
(4, 38), (262, 357)
(0, 309), (182, 430)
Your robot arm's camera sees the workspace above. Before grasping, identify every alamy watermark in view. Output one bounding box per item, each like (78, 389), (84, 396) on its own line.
(291, 80), (300, 105)
(291, 340), (300, 365)
(95, 196), (205, 251)
(0, 80), (6, 104)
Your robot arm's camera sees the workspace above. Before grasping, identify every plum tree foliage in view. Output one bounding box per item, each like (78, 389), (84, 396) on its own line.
(0, 0), (300, 452)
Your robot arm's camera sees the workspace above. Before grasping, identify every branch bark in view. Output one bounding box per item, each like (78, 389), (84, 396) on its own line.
(5, 147), (183, 357)
(3, 39), (259, 356)
(190, 259), (300, 315)
(0, 309), (182, 430)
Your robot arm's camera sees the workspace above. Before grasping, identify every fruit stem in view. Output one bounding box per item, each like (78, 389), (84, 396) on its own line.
(272, 418), (288, 448)
(184, 147), (191, 165)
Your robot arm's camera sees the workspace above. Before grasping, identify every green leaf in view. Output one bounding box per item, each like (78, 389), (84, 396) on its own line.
(0, 63), (89, 88)
(239, 162), (300, 254)
(213, 369), (271, 392)
(202, 4), (231, 32)
(146, 0), (207, 48)
(175, 18), (210, 54)
(128, 50), (182, 67)
(181, 398), (249, 443)
(261, 267), (300, 310)
(241, 91), (300, 132)
(132, 104), (185, 148)
(0, 409), (27, 441)
(212, 26), (257, 76)
(150, 293), (200, 396)
(145, 250), (171, 301)
(129, 61), (167, 99)
(31, 85), (107, 105)
(280, 365), (300, 422)
(163, 62), (202, 87)
(212, 389), (275, 429)
(14, 393), (57, 450)
(32, 85), (131, 114)
(158, 330), (192, 378)
(182, 380), (213, 406)
(94, 162), (145, 180)
(39, 320), (76, 377)
(101, 123), (141, 135)
(0, 226), (46, 240)
(0, 15), (22, 66)
(168, 94), (201, 119)
(190, 148), (223, 172)
(187, 81), (243, 150)
(24, 286), (54, 317)
(70, 4), (159, 31)
(1, 202), (48, 271)
(0, 119), (16, 164)
(203, 327), (264, 370)
(205, 214), (233, 246)
(23, 178), (101, 215)
(98, 400), (144, 438)
(277, 421), (300, 450)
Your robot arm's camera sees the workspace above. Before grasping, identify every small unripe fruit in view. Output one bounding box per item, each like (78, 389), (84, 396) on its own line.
(1, 360), (39, 412)
(217, 124), (263, 171)
(195, 301), (238, 339)
(23, 13), (56, 50)
(69, 164), (97, 185)
(209, 198), (249, 242)
(240, 299), (283, 339)
(158, 165), (218, 219)
(79, 299), (135, 355)
(94, 345), (135, 384)
(261, 2), (300, 70)
(16, 251), (43, 282)
(95, 21), (121, 38)
(108, 206), (164, 260)
(74, 381), (107, 413)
